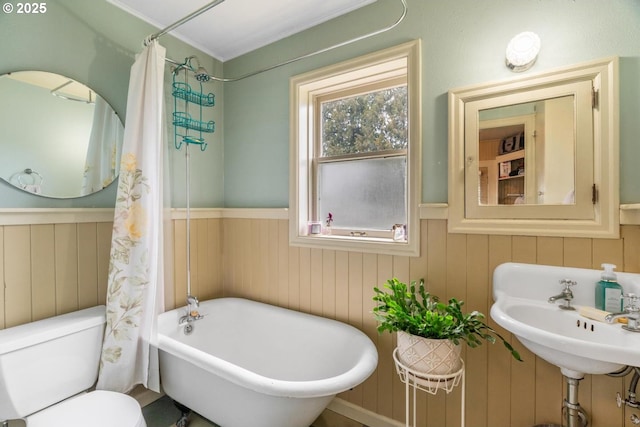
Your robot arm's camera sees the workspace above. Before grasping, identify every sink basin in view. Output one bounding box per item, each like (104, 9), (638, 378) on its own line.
(491, 262), (640, 379)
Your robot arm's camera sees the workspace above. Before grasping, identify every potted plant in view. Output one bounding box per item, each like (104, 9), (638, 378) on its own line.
(373, 277), (521, 379)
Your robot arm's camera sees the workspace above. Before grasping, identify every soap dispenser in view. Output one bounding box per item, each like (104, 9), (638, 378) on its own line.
(595, 263), (623, 312)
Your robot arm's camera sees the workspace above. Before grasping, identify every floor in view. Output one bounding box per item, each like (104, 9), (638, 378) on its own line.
(3, 395), (365, 427)
(141, 395), (367, 427)
(142, 395), (218, 427)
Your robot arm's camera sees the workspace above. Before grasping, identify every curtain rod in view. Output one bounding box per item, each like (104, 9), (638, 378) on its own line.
(149, 0), (407, 83)
(144, 0), (226, 45)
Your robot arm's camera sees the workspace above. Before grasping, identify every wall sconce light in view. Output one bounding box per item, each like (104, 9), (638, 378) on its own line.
(505, 31), (541, 72)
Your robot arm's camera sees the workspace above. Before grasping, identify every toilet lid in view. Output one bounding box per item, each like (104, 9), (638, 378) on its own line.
(27, 390), (146, 427)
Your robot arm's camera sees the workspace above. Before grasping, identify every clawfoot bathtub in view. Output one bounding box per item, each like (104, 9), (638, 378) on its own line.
(157, 297), (378, 427)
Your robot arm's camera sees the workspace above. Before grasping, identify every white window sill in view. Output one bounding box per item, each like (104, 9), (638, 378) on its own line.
(289, 233), (418, 257)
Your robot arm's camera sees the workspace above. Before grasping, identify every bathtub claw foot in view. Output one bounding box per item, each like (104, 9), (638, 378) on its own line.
(175, 414), (188, 427)
(173, 400), (191, 427)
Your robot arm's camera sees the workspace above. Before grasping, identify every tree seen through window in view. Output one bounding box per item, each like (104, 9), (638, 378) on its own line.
(321, 86), (408, 157)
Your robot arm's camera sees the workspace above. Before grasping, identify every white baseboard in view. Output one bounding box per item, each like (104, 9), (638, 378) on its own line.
(328, 398), (404, 427)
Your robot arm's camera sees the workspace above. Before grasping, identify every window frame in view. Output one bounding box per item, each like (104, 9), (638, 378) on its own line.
(289, 40), (422, 256)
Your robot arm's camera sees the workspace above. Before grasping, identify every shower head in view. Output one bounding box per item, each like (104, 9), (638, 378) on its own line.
(177, 56), (211, 82)
(194, 66), (210, 83)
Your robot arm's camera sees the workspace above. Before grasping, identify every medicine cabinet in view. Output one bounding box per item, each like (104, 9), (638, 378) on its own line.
(448, 57), (619, 238)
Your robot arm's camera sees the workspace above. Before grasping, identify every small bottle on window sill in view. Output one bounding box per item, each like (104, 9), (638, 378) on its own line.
(323, 212), (333, 235)
(392, 224), (406, 241)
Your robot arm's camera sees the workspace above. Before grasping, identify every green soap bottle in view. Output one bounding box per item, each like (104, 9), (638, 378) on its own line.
(595, 263), (623, 312)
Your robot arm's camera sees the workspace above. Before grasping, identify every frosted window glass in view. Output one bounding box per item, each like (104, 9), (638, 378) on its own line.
(318, 156), (406, 230)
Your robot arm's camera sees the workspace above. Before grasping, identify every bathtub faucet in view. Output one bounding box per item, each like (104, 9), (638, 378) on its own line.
(187, 294), (199, 310)
(179, 295), (203, 325)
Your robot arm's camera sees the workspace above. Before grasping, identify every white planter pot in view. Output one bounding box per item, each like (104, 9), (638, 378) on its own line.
(396, 331), (462, 376)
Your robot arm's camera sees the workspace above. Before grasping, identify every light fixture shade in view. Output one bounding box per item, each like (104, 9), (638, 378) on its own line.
(505, 31), (541, 72)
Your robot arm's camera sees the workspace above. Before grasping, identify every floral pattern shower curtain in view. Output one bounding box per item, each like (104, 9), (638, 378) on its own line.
(96, 40), (166, 393)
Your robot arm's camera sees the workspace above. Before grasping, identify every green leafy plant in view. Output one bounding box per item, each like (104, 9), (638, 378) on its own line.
(373, 278), (522, 361)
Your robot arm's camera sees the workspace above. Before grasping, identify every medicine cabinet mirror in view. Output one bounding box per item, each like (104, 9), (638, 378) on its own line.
(0, 70), (124, 199)
(448, 57), (619, 238)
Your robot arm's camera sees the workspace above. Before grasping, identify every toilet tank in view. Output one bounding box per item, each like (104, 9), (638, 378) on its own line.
(0, 305), (106, 420)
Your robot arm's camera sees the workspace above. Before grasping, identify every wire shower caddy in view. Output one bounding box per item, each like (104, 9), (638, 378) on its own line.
(172, 71), (215, 151)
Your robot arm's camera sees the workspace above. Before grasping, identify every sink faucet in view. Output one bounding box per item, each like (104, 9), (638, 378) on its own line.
(605, 293), (640, 332)
(179, 294), (203, 325)
(548, 279), (576, 310)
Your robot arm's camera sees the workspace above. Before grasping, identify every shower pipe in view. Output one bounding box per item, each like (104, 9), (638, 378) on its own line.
(172, 62), (207, 315)
(146, 0), (408, 82)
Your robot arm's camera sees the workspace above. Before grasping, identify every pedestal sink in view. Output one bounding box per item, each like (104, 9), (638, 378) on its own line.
(491, 262), (640, 426)
(496, 300), (630, 377)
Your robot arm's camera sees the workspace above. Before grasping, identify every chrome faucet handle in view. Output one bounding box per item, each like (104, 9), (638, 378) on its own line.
(559, 278), (577, 291)
(547, 279), (577, 310)
(612, 294), (640, 332)
(622, 293), (640, 313)
(186, 294), (199, 307)
(185, 295), (203, 324)
(602, 293), (640, 331)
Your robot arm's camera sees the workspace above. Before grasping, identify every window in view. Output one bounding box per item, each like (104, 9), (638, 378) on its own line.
(317, 83), (408, 235)
(290, 40), (421, 255)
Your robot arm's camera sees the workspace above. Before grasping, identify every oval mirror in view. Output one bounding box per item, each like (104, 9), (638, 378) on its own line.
(0, 71), (124, 198)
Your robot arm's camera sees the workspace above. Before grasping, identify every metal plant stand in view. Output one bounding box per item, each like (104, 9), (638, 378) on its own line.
(393, 348), (466, 427)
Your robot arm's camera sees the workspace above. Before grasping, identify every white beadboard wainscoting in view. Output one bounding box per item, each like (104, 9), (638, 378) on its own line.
(2, 205), (640, 427)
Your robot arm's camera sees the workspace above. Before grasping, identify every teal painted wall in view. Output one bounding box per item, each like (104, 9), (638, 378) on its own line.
(0, 0), (224, 208)
(1, 0), (638, 209)
(222, 0), (640, 207)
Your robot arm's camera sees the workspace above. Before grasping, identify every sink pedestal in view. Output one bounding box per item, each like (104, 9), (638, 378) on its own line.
(562, 374), (588, 427)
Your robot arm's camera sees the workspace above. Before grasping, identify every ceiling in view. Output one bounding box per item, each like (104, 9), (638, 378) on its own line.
(4, 71), (95, 103)
(479, 124), (524, 142)
(108, 0), (376, 62)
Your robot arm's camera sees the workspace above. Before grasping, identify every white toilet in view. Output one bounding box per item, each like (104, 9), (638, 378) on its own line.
(0, 305), (146, 427)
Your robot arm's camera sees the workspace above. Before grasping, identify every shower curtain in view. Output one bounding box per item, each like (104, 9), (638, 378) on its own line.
(97, 40), (167, 393)
(81, 96), (124, 195)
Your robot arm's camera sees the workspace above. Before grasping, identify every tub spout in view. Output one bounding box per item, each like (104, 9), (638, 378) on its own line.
(187, 294), (199, 310)
(179, 311), (203, 325)
(179, 295), (203, 325)
(187, 294), (199, 305)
